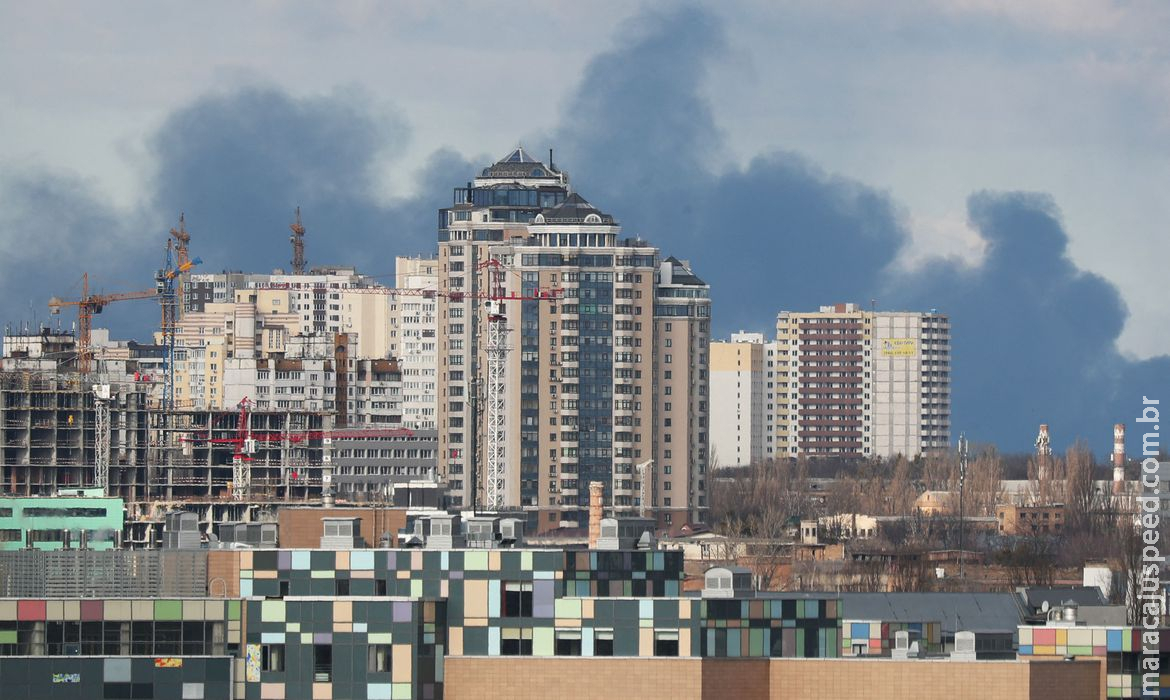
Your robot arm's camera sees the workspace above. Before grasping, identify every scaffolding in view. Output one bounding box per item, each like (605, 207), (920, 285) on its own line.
(149, 405), (332, 503)
(1, 372), (149, 498)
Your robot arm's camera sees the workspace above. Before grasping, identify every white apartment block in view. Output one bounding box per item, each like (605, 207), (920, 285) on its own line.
(392, 256), (438, 430)
(187, 266), (393, 360)
(710, 332), (769, 467)
(773, 303), (950, 459)
(709, 304), (950, 463)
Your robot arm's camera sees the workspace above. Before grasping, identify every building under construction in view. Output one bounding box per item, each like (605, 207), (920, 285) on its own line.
(1, 372), (150, 498)
(0, 369), (344, 545)
(1, 370), (332, 499)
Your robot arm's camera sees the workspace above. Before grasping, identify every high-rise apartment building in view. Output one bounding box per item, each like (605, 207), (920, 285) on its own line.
(436, 148), (710, 527)
(773, 303), (950, 459)
(710, 305), (950, 463)
(186, 266), (393, 360)
(392, 256), (438, 430)
(710, 332), (769, 467)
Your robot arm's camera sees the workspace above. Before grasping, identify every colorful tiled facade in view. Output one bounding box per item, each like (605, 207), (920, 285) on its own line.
(841, 619), (943, 656)
(1018, 625), (1170, 698)
(233, 548), (839, 698)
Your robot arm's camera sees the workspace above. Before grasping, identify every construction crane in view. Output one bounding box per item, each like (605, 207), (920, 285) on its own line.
(93, 383), (113, 495)
(49, 274), (159, 375)
(185, 426), (415, 447)
(179, 422), (415, 501)
(230, 398), (256, 500)
(249, 271), (562, 510)
(157, 242), (202, 409)
(477, 258), (511, 512)
(167, 212), (194, 323)
(290, 206), (306, 274)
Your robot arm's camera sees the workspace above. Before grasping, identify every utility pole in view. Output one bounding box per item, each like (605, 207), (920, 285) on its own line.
(958, 433), (968, 580)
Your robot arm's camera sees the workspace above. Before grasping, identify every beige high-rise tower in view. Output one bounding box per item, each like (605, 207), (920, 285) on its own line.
(435, 148), (710, 529)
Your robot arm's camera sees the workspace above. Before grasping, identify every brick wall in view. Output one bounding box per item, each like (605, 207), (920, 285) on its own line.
(445, 658), (706, 699)
(276, 507), (407, 548)
(206, 550), (240, 597)
(445, 656), (1102, 700)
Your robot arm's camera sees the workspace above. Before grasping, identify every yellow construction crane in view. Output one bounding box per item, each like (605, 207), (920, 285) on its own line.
(168, 213), (193, 318)
(48, 273), (158, 375)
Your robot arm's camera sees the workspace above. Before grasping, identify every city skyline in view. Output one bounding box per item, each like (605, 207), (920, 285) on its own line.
(1, 3), (1166, 453)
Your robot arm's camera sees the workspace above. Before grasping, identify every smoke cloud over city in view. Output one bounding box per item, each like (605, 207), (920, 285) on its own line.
(0, 6), (1164, 452)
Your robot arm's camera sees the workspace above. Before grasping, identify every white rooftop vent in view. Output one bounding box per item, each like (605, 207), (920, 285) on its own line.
(702, 566), (755, 598)
(951, 631), (978, 661)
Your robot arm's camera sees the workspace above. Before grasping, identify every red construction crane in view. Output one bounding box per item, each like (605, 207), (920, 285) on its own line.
(48, 273), (159, 375)
(248, 280), (562, 303)
(187, 426), (416, 447)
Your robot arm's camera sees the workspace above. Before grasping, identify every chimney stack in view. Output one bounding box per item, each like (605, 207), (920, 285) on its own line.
(588, 481), (605, 549)
(1113, 423), (1126, 495)
(1036, 424), (1052, 481)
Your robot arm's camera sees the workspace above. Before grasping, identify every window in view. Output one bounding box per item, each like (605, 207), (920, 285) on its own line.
(555, 630), (582, 656)
(654, 631), (680, 656)
(368, 644), (391, 673)
(314, 644), (332, 682)
(262, 644), (285, 672)
(501, 628), (533, 655)
(594, 629), (614, 656)
(503, 582), (533, 617)
(335, 579), (350, 596)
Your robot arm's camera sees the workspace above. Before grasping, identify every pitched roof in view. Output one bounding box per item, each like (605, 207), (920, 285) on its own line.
(838, 592), (1024, 634)
(479, 146), (555, 179)
(539, 192), (615, 224)
(662, 256), (706, 286)
(499, 146), (540, 164)
(1021, 586), (1106, 609)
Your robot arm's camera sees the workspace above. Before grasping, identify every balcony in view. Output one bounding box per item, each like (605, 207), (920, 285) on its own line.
(798, 333), (862, 342)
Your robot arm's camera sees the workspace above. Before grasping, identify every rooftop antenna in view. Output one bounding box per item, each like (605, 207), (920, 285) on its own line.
(290, 206), (307, 274)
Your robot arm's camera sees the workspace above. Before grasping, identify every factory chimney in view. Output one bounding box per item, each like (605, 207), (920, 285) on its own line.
(1035, 424), (1052, 481)
(1113, 423), (1126, 495)
(588, 481), (605, 549)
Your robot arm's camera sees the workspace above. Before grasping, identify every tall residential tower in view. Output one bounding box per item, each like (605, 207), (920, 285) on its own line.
(436, 149), (710, 528)
(710, 304), (950, 464)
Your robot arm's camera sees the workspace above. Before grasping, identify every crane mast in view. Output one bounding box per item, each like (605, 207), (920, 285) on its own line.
(157, 240), (201, 410)
(93, 383), (112, 495)
(231, 398), (255, 500)
(483, 296), (509, 511)
(290, 206), (307, 274)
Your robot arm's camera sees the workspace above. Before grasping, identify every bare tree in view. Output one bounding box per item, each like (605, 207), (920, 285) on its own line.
(996, 537), (1056, 587)
(922, 451), (958, 492)
(964, 445), (1006, 517)
(1026, 453), (1065, 506)
(1114, 519), (1149, 626)
(1063, 441), (1101, 533)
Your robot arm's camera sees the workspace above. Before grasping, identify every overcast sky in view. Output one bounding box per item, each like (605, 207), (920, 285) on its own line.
(0, 1), (1166, 451)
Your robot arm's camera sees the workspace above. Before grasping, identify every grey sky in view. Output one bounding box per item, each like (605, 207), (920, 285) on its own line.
(1, 0), (1166, 358)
